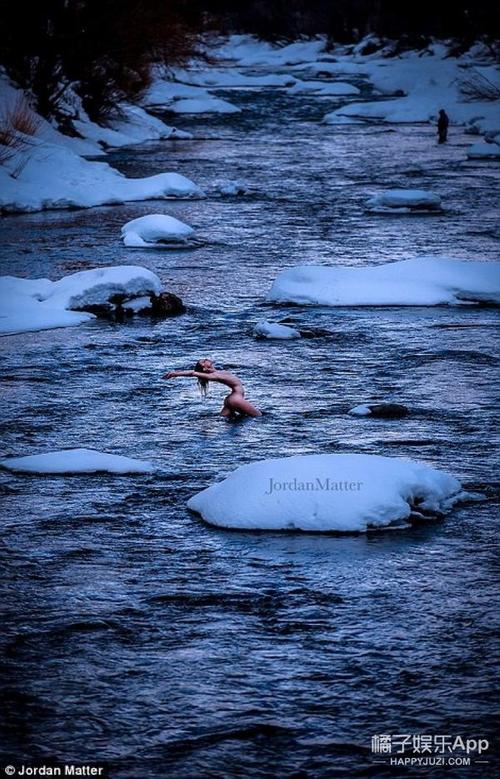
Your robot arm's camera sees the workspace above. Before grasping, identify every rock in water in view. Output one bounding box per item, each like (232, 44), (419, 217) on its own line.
(150, 292), (186, 317)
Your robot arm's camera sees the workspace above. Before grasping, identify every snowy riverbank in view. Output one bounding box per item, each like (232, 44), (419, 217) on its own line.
(1, 34), (498, 214)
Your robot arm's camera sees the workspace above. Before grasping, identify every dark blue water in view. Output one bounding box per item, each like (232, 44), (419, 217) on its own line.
(1, 87), (499, 777)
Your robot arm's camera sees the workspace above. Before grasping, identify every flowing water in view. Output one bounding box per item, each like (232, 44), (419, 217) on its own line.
(1, 87), (499, 777)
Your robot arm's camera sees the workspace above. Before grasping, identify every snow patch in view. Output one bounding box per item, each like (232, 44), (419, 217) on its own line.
(0, 448), (154, 474)
(366, 189), (442, 213)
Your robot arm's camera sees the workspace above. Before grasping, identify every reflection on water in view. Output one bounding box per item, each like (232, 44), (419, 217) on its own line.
(0, 88), (499, 777)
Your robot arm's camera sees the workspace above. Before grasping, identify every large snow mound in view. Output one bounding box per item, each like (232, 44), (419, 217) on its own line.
(366, 189), (442, 213)
(0, 266), (162, 335)
(121, 214), (195, 247)
(0, 448), (154, 474)
(0, 140), (202, 214)
(267, 257), (500, 307)
(187, 454), (462, 532)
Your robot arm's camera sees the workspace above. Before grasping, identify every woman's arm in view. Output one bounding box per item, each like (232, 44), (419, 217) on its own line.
(163, 370), (196, 379)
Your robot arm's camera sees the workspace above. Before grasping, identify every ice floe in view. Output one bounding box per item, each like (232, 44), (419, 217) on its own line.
(467, 140), (500, 160)
(187, 453), (463, 532)
(121, 214), (195, 247)
(267, 257), (500, 307)
(288, 80), (360, 96)
(0, 448), (154, 474)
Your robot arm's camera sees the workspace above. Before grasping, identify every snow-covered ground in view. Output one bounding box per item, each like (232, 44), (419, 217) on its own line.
(0, 73), (201, 213)
(187, 453), (463, 532)
(267, 257), (500, 307)
(0, 266), (162, 335)
(121, 214), (195, 247)
(0, 448), (154, 474)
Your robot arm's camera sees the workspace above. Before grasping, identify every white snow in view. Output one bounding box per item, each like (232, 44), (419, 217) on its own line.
(267, 257), (500, 307)
(0, 448), (154, 474)
(121, 214), (195, 247)
(253, 320), (301, 339)
(0, 266), (162, 335)
(187, 453), (462, 532)
(366, 189), (442, 213)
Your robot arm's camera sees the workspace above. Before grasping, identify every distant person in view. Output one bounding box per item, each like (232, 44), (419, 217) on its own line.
(437, 109), (449, 144)
(164, 359), (262, 418)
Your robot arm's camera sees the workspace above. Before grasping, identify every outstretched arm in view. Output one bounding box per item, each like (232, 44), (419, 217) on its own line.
(164, 370), (217, 380)
(164, 369), (195, 379)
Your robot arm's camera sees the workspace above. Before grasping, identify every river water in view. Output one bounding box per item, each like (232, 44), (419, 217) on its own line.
(1, 87), (499, 777)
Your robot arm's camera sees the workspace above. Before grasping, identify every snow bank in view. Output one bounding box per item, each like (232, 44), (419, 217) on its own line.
(253, 320), (301, 339)
(214, 36), (327, 67)
(366, 189), (442, 213)
(0, 138), (202, 214)
(73, 103), (190, 148)
(0, 266), (162, 335)
(0, 448), (154, 474)
(323, 56), (500, 125)
(267, 257), (500, 307)
(121, 214), (195, 247)
(187, 453), (462, 532)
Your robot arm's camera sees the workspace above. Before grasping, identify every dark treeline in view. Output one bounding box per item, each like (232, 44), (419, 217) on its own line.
(0, 0), (498, 123)
(186, 0), (499, 44)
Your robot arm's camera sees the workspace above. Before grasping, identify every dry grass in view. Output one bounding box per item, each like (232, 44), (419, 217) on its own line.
(0, 94), (42, 174)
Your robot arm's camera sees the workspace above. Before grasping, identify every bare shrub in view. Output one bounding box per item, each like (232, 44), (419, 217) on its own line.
(459, 70), (500, 101)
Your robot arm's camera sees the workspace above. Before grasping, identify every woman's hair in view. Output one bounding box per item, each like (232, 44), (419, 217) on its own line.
(194, 360), (209, 397)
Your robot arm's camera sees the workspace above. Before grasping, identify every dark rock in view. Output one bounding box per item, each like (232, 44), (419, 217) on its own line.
(369, 403), (409, 418)
(150, 292), (186, 317)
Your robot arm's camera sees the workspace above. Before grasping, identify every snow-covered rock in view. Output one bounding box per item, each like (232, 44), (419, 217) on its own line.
(366, 189), (442, 213)
(187, 453), (462, 532)
(0, 448), (154, 474)
(267, 257), (500, 307)
(467, 141), (500, 160)
(172, 67), (295, 88)
(168, 97), (241, 114)
(253, 320), (301, 339)
(0, 266), (162, 335)
(0, 139), (202, 214)
(121, 214), (195, 247)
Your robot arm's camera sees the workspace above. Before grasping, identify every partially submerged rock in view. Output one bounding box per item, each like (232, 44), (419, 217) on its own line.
(253, 320), (301, 339)
(349, 403), (409, 418)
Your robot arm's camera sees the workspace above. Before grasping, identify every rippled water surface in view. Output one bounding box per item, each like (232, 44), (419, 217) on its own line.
(1, 88), (499, 777)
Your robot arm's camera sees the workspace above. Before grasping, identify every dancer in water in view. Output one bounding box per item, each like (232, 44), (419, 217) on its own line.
(164, 359), (262, 417)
